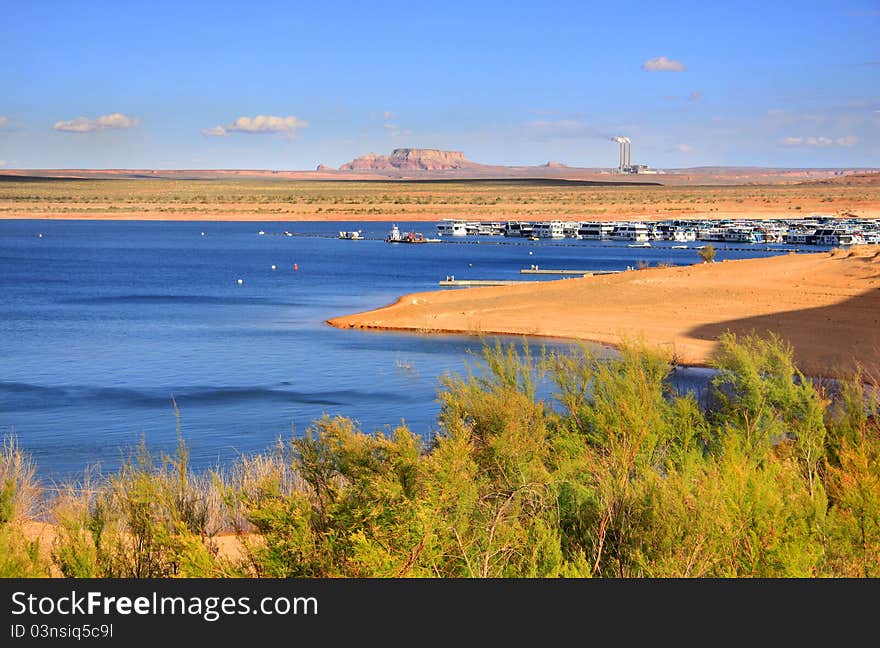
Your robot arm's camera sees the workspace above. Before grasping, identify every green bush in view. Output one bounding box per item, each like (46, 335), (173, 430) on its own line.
(4, 334), (880, 577)
(698, 244), (716, 263)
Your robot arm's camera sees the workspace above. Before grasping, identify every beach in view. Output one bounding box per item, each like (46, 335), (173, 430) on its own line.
(329, 246), (880, 377)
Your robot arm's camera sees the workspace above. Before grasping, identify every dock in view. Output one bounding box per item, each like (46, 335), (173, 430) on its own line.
(439, 279), (534, 287)
(520, 268), (621, 276)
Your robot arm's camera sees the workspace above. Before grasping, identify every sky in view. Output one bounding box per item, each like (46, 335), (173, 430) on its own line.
(0, 0), (878, 169)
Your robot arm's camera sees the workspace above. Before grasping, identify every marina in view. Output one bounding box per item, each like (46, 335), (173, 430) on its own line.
(429, 216), (880, 247)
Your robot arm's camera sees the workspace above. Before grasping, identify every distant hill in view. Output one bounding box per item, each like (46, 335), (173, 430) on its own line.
(339, 148), (483, 171)
(1, 154), (877, 187)
(795, 171), (880, 186)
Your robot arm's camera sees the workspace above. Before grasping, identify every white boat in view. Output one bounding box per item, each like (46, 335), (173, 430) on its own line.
(533, 221), (565, 239)
(627, 242), (651, 248)
(759, 227), (786, 243)
(723, 227), (763, 244)
(338, 230), (363, 240)
(476, 222), (503, 236)
(386, 224), (431, 244)
(562, 222), (580, 238)
(577, 222), (614, 240)
(813, 228), (864, 246)
(437, 220), (468, 236)
(671, 229), (696, 242)
(386, 224), (404, 242)
(612, 223), (650, 242)
(505, 222), (534, 237)
(786, 229), (815, 244)
(697, 227), (727, 242)
(671, 244), (689, 249)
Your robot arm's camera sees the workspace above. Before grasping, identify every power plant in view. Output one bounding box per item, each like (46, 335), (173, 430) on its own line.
(612, 136), (631, 171)
(611, 136), (657, 174)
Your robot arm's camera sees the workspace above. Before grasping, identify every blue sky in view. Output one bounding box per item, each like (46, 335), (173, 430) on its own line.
(1, 0), (877, 169)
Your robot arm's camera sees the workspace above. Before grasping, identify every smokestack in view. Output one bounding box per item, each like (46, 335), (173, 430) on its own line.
(611, 136), (630, 173)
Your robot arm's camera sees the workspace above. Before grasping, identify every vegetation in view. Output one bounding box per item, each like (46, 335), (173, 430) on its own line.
(0, 177), (875, 221)
(698, 244), (716, 263)
(1, 333), (878, 577)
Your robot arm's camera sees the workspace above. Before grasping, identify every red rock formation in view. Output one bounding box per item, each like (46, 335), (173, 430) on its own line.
(339, 148), (482, 171)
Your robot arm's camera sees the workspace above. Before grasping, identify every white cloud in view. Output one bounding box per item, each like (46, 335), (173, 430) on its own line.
(642, 56), (685, 72)
(202, 114), (308, 137)
(780, 135), (858, 147)
(676, 144), (694, 153)
(382, 111), (393, 120)
(201, 126), (227, 137)
(0, 160), (7, 166)
(228, 115), (307, 134)
(0, 116), (7, 128)
(53, 113), (140, 133)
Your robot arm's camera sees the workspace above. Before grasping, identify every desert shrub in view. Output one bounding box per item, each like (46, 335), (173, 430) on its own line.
(231, 417), (437, 577)
(7, 334), (880, 578)
(52, 437), (231, 578)
(0, 435), (41, 523)
(547, 342), (709, 576)
(430, 342), (567, 577)
(698, 244), (716, 263)
(0, 436), (48, 577)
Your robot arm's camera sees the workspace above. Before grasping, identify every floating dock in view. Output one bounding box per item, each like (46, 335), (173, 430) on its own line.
(519, 268), (621, 276)
(439, 279), (534, 287)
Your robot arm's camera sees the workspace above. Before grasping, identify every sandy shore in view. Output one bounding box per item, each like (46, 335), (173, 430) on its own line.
(20, 521), (248, 575)
(329, 247), (880, 377)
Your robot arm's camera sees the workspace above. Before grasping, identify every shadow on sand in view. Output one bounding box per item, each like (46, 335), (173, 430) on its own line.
(685, 287), (880, 377)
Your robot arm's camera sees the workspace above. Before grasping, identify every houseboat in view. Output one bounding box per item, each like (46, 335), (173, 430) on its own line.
(577, 222), (615, 240)
(611, 223), (650, 242)
(504, 222), (534, 237)
(437, 220), (468, 237)
(533, 221), (565, 239)
(813, 228), (865, 246)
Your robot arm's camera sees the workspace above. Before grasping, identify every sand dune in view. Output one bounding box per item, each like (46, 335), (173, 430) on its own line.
(328, 247), (880, 377)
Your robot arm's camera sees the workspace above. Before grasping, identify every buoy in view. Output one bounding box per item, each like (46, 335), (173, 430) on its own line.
(528, 251), (533, 255)
(258, 230), (265, 235)
(37, 233), (43, 238)
(201, 231), (205, 236)
(294, 263), (299, 271)
(468, 263), (472, 267)
(236, 278), (243, 285)
(271, 264), (276, 270)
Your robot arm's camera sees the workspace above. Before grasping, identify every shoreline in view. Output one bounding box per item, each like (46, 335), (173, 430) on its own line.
(7, 211), (880, 222)
(328, 247), (880, 379)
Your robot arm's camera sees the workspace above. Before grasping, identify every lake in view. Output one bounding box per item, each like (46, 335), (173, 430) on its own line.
(0, 219), (799, 480)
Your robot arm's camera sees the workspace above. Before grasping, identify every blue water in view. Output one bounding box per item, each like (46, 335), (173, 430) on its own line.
(0, 220), (803, 480)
